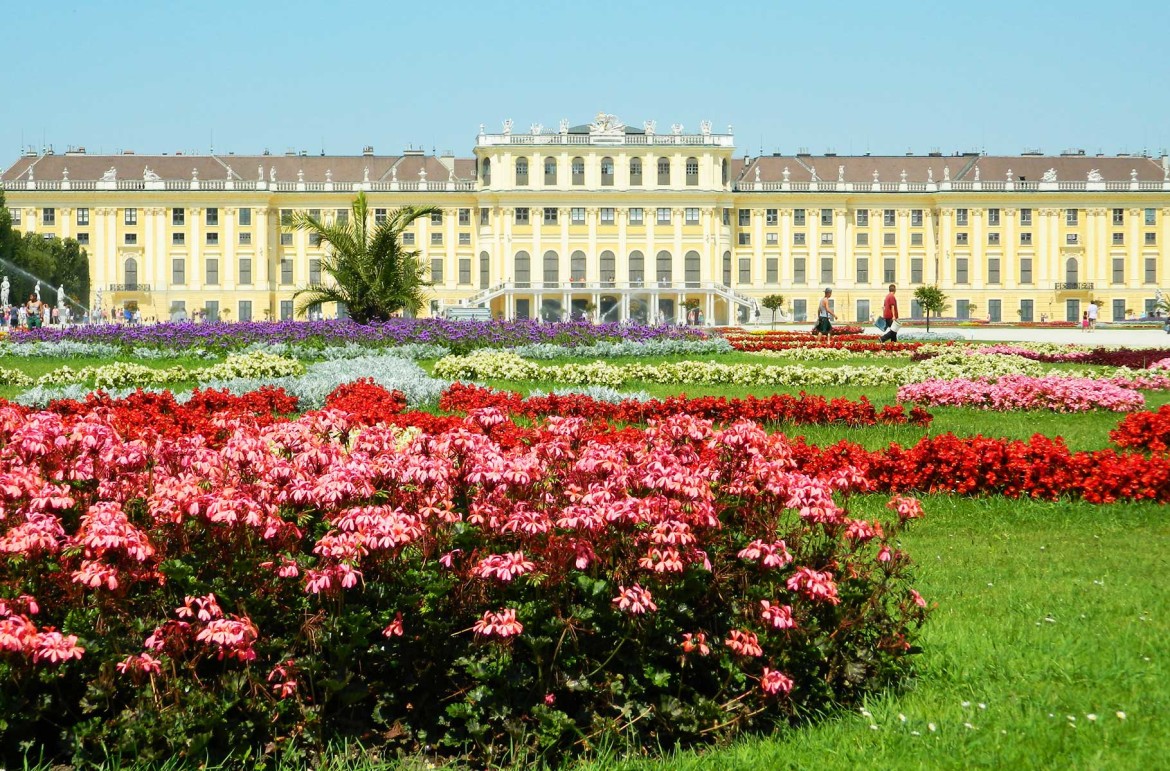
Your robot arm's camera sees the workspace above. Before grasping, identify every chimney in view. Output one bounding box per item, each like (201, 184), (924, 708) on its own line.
(362, 145), (374, 156)
(438, 151), (455, 174)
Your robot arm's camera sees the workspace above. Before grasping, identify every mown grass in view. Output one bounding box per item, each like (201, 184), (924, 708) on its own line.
(7, 348), (1170, 769)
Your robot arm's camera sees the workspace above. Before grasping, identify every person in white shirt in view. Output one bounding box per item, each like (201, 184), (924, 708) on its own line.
(1087, 301), (1098, 331)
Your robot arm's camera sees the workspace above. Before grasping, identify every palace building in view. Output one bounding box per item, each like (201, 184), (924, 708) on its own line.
(3, 113), (1169, 325)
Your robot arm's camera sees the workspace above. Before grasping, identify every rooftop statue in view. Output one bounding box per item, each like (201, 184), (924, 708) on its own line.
(590, 113), (625, 136)
(143, 167), (160, 181)
(1041, 168), (1057, 183)
(1087, 169), (1103, 182)
(100, 167), (117, 182)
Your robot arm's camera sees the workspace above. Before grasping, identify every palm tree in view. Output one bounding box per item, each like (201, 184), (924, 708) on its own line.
(292, 193), (440, 322)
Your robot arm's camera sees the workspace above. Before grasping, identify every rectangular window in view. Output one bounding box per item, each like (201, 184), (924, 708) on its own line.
(956, 257), (969, 283)
(280, 209), (293, 226)
(884, 209), (896, 226)
(1113, 232), (1125, 246)
(792, 298), (807, 322)
(280, 300), (293, 321)
(172, 208), (185, 226)
(793, 257), (806, 284)
(458, 233), (471, 245)
(855, 209), (869, 226)
(766, 208), (778, 225)
(1020, 232), (1033, 245)
(685, 207), (699, 224)
(820, 257), (833, 284)
(458, 208), (470, 226)
(766, 258), (778, 283)
(205, 258), (219, 285)
(309, 233), (321, 247)
(544, 207), (558, 225)
(309, 258), (321, 284)
(430, 257), (444, 283)
(657, 208), (671, 225)
(956, 232), (969, 245)
(910, 257), (923, 284)
(336, 209), (348, 225)
(629, 208), (643, 225)
(1066, 208), (1078, 226)
(459, 259), (471, 284)
(206, 208), (218, 226)
(1019, 299), (1034, 323)
(856, 232), (869, 246)
(883, 257), (896, 283)
(1066, 233), (1079, 245)
(722, 208), (730, 226)
(431, 231), (443, 244)
(856, 299), (870, 323)
(911, 232), (923, 246)
(1145, 232), (1157, 246)
(793, 232), (806, 246)
(988, 299), (1001, 323)
(124, 208), (137, 225)
(1020, 257), (1033, 284)
(1112, 298), (1126, 322)
(910, 209), (923, 226)
(239, 258), (252, 285)
(238, 300), (252, 322)
(239, 232), (251, 245)
(1020, 208), (1032, 226)
(739, 209), (751, 226)
(955, 209), (968, 226)
(374, 208), (387, 224)
(124, 233), (137, 245)
(172, 233), (185, 245)
(1146, 257), (1157, 284)
(571, 207), (585, 224)
(479, 207), (489, 225)
(76, 233), (89, 245)
(515, 207), (529, 225)
(431, 212), (443, 225)
(988, 208), (1000, 226)
(820, 233), (833, 245)
(206, 232), (219, 246)
(820, 208), (833, 226)
(601, 207), (614, 224)
(42, 208), (55, 225)
(402, 232), (415, 245)
(988, 232), (1000, 246)
(738, 232), (751, 246)
(766, 232), (778, 244)
(8, 208), (19, 226)
(956, 299), (969, 320)
(1145, 208), (1157, 226)
(883, 233), (896, 246)
(1113, 208), (1125, 226)
(172, 258), (186, 285)
(856, 257), (869, 284)
(987, 257), (1001, 284)
(76, 208), (89, 226)
(238, 208), (251, 226)
(794, 209), (806, 226)
(281, 259), (293, 284)
(739, 257), (750, 284)
(1112, 257), (1125, 284)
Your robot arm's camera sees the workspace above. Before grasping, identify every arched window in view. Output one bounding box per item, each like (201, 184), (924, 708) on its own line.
(722, 251), (732, 285)
(657, 158), (671, 185)
(479, 250), (490, 289)
(544, 158), (557, 185)
(515, 158), (528, 186)
(571, 250), (587, 282)
(684, 251), (701, 287)
(600, 250), (616, 286)
(543, 250), (560, 287)
(629, 250), (645, 285)
(656, 250), (672, 283)
(514, 250), (530, 285)
(481, 157), (491, 185)
(124, 257), (138, 289)
(630, 158), (643, 186)
(685, 157), (699, 186)
(1065, 257), (1079, 285)
(571, 157), (585, 186)
(601, 157), (614, 186)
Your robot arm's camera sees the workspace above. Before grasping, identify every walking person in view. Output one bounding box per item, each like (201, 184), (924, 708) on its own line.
(881, 283), (900, 343)
(816, 288), (836, 336)
(1081, 310), (1089, 332)
(1087, 301), (1098, 332)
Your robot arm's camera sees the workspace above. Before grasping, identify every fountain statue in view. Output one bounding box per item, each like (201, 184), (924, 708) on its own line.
(34, 281), (41, 303)
(57, 285), (66, 312)
(1, 275), (8, 307)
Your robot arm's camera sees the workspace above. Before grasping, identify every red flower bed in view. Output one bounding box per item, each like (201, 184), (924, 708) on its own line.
(440, 383), (933, 428)
(1110, 404), (1170, 453)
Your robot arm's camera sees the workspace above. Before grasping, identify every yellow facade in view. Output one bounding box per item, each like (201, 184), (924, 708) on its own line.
(3, 114), (1169, 324)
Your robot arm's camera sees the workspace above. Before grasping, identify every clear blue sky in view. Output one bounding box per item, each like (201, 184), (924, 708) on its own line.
(7, 0), (1168, 161)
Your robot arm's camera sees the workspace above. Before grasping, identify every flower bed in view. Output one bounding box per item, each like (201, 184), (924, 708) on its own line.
(441, 382), (933, 427)
(12, 318), (708, 354)
(1110, 404), (1170, 453)
(897, 375), (1146, 412)
(917, 344), (1170, 369)
(0, 395), (928, 765)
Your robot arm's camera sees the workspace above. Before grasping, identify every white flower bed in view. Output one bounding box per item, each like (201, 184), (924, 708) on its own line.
(527, 385), (654, 403)
(511, 338), (732, 360)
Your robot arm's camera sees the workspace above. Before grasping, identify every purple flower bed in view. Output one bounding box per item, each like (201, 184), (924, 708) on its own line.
(12, 318), (708, 353)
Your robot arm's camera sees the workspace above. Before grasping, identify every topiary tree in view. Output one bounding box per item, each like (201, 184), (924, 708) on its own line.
(913, 285), (949, 333)
(761, 294), (785, 329)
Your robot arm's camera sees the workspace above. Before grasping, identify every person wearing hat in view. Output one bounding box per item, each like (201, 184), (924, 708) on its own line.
(816, 287), (836, 336)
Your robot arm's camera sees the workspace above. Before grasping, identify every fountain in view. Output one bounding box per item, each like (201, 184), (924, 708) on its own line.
(0, 256), (91, 318)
